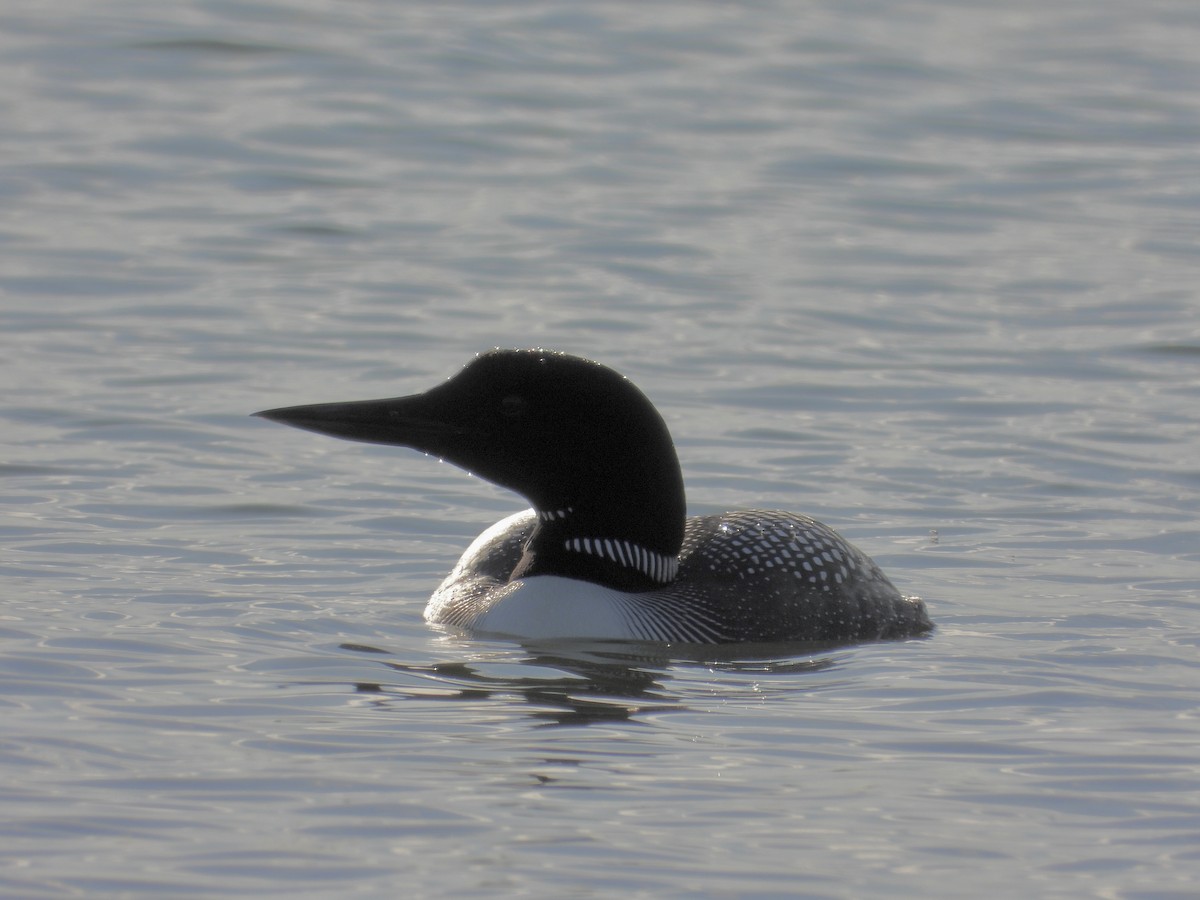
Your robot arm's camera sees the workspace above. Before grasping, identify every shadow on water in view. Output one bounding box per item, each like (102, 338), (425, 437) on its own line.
(336, 638), (853, 727)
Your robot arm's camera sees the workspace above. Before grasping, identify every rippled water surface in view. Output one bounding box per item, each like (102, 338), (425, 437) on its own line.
(4, 1), (1200, 897)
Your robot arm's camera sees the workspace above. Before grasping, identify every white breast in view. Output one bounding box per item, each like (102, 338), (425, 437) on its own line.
(424, 509), (658, 641)
(451, 575), (647, 641)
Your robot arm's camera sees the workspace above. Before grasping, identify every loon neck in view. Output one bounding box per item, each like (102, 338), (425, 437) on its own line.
(511, 506), (682, 592)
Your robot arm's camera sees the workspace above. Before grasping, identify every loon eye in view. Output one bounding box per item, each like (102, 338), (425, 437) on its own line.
(500, 394), (527, 418)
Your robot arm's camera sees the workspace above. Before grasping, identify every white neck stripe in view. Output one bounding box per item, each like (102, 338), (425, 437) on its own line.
(565, 536), (679, 584)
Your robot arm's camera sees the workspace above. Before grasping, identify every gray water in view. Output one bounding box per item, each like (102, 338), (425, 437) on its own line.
(4, 1), (1200, 897)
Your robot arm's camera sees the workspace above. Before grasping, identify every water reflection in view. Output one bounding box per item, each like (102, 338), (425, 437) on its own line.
(339, 639), (845, 726)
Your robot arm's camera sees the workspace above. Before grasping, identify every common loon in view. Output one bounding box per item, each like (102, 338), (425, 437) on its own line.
(255, 349), (931, 644)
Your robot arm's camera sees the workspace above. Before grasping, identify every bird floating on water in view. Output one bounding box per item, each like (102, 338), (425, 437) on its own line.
(255, 349), (931, 644)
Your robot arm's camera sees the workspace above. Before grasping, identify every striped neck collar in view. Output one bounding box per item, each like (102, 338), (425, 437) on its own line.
(563, 535), (679, 584)
(534, 506), (680, 584)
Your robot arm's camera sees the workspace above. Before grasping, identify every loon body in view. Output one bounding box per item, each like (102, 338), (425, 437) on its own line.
(255, 349), (931, 644)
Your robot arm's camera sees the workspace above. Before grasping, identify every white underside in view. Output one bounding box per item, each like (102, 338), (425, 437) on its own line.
(467, 575), (643, 640)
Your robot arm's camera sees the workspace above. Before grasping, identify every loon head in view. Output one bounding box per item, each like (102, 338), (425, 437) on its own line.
(255, 349), (687, 586)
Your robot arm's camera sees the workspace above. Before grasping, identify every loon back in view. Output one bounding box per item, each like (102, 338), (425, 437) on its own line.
(255, 348), (932, 644)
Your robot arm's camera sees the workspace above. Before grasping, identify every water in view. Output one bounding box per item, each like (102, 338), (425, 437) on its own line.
(3, 0), (1200, 896)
